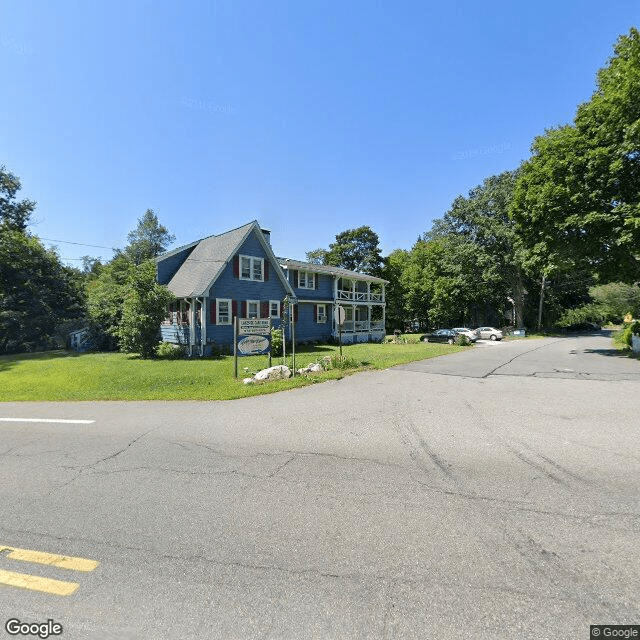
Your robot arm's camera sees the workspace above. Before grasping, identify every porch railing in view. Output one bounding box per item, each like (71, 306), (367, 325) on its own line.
(338, 320), (385, 333)
(337, 290), (385, 302)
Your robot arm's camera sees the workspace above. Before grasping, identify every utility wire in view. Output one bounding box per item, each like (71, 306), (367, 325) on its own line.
(39, 237), (118, 251)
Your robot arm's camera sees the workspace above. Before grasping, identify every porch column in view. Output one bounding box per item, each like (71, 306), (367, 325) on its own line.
(352, 279), (356, 300)
(382, 283), (385, 302)
(367, 304), (371, 331)
(190, 296), (197, 353)
(201, 296), (207, 355)
(367, 282), (371, 301)
(334, 277), (339, 301)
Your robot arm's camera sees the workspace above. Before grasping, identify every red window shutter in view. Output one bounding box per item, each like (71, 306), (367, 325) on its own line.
(241, 301), (247, 318)
(232, 300), (238, 319)
(264, 262), (269, 281)
(314, 274), (317, 289)
(314, 305), (318, 322)
(294, 304), (299, 323)
(261, 301), (269, 318)
(233, 255), (239, 278)
(280, 301), (284, 317)
(210, 301), (216, 324)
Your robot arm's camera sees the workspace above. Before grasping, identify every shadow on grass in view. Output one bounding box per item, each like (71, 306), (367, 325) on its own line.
(0, 349), (85, 373)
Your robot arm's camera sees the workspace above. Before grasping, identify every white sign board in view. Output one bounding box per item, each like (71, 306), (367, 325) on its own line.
(239, 318), (271, 336)
(334, 306), (346, 326)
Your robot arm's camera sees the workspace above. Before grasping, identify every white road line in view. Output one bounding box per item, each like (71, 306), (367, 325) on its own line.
(0, 418), (95, 424)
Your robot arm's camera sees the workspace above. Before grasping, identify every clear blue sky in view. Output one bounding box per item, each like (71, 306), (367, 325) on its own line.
(2, 1), (639, 266)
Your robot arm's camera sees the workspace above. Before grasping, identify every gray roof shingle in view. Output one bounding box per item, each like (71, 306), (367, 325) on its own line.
(166, 222), (255, 297)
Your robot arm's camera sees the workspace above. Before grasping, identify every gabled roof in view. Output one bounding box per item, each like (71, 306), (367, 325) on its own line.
(157, 221), (295, 297)
(277, 257), (388, 283)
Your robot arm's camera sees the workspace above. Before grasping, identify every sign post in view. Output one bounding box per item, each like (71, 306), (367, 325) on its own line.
(334, 305), (345, 358)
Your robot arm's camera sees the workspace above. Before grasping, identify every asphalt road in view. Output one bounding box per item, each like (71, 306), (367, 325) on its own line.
(0, 332), (638, 639)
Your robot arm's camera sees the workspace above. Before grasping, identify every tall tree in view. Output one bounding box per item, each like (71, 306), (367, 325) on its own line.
(511, 28), (640, 282)
(0, 224), (84, 353)
(326, 226), (384, 275)
(427, 170), (529, 326)
(117, 260), (175, 358)
(124, 209), (175, 264)
(305, 248), (329, 265)
(0, 165), (36, 231)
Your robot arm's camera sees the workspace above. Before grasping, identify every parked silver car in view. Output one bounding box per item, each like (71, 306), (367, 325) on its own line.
(475, 326), (503, 341)
(451, 327), (478, 343)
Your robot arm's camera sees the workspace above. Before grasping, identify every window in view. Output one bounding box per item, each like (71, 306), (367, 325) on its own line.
(270, 300), (280, 318)
(240, 255), (263, 281)
(216, 299), (232, 325)
(247, 300), (260, 319)
(298, 270), (315, 289)
(316, 304), (327, 323)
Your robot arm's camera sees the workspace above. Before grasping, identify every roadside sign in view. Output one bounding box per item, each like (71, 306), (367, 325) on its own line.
(334, 306), (346, 326)
(239, 318), (271, 336)
(237, 334), (270, 355)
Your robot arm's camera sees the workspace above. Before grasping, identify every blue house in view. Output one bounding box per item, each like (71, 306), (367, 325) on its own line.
(156, 221), (387, 355)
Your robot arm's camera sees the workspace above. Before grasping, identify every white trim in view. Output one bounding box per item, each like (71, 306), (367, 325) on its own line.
(316, 303), (327, 323)
(269, 300), (280, 318)
(216, 298), (232, 325)
(297, 270), (315, 290)
(239, 254), (264, 282)
(246, 299), (260, 319)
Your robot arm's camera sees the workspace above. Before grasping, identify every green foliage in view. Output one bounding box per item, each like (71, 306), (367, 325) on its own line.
(558, 281), (640, 326)
(325, 226), (384, 275)
(117, 261), (175, 358)
(123, 209), (175, 265)
(0, 165), (36, 231)
(382, 249), (411, 330)
(0, 222), (84, 354)
(305, 248), (329, 265)
(156, 341), (186, 359)
(86, 254), (135, 347)
(270, 327), (283, 357)
(322, 354), (360, 370)
(617, 321), (640, 348)
(511, 28), (640, 282)
(455, 334), (472, 346)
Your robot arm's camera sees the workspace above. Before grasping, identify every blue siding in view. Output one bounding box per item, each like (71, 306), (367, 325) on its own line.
(292, 302), (333, 343)
(205, 228), (289, 348)
(286, 270), (334, 300)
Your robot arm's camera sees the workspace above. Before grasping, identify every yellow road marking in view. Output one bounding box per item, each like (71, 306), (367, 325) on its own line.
(0, 569), (79, 596)
(1, 546), (99, 572)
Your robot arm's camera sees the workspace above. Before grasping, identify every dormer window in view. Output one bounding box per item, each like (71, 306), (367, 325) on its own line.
(240, 255), (264, 281)
(298, 270), (315, 290)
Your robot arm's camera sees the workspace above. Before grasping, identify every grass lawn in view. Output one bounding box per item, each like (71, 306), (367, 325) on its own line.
(0, 339), (465, 402)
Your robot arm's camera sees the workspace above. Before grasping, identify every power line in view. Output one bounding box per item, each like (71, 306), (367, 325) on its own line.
(39, 237), (118, 251)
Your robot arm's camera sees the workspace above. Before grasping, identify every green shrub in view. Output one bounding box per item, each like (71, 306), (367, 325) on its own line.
(617, 320), (640, 348)
(271, 327), (283, 357)
(156, 341), (186, 359)
(456, 334), (472, 346)
(322, 354), (360, 370)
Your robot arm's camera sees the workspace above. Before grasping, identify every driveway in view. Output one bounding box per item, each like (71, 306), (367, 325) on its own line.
(0, 333), (638, 639)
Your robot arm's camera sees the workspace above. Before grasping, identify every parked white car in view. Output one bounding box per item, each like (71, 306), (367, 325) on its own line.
(475, 326), (503, 341)
(451, 327), (478, 343)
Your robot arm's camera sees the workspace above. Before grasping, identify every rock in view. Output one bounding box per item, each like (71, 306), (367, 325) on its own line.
(253, 365), (292, 381)
(308, 363), (323, 372)
(242, 378), (254, 384)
